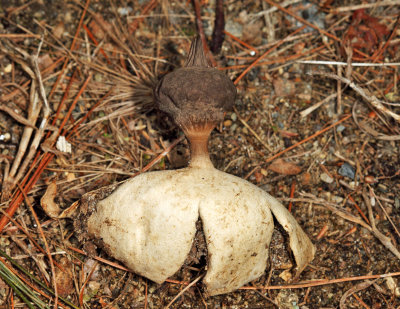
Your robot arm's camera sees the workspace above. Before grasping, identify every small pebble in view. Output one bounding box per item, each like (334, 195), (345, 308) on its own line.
(230, 113), (237, 122)
(118, 7), (132, 16)
(4, 64), (12, 73)
(224, 20), (243, 38)
(338, 162), (355, 179)
(94, 73), (103, 82)
(332, 195), (343, 203)
(0, 132), (11, 141)
(260, 168), (268, 176)
(385, 277), (400, 297)
(364, 175), (376, 183)
(224, 120), (232, 127)
(271, 112), (279, 119)
(378, 183), (388, 192)
(91, 155), (100, 162)
(276, 290), (299, 309)
(336, 124), (346, 132)
(301, 172), (311, 186)
(320, 173), (334, 184)
(87, 281), (101, 296)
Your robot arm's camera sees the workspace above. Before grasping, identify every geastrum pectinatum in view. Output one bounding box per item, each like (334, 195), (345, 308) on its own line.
(74, 36), (315, 296)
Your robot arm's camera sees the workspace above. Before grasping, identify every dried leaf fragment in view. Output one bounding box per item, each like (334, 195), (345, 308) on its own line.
(41, 182), (79, 219)
(268, 158), (302, 175)
(40, 182), (60, 218)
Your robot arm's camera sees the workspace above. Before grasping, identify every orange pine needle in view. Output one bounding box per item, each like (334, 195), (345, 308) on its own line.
(83, 24), (111, 64)
(234, 25), (306, 84)
(353, 293), (371, 309)
(48, 0), (90, 102)
(129, 0), (158, 34)
(0, 256), (70, 309)
(263, 0), (369, 58)
(79, 261), (99, 306)
(60, 73), (93, 136)
(288, 180), (296, 212)
(264, 0), (339, 42)
(0, 73), (92, 232)
(348, 194), (370, 225)
(240, 271), (400, 290)
(68, 246), (130, 272)
(224, 30), (258, 54)
(266, 114), (352, 163)
(316, 225), (329, 240)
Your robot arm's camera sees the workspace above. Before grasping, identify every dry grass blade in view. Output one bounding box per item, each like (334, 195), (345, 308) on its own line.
(0, 105), (36, 128)
(362, 190), (400, 260)
(0, 258), (46, 309)
(0, 39), (53, 201)
(282, 196), (372, 230)
(289, 191), (400, 261)
(0, 249), (79, 309)
(165, 275), (204, 308)
(340, 280), (375, 309)
(309, 71), (400, 122)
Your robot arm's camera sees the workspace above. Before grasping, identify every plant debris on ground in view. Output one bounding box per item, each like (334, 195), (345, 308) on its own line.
(0, 0), (399, 308)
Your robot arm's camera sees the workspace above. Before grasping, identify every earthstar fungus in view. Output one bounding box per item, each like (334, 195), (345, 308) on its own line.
(77, 37), (315, 296)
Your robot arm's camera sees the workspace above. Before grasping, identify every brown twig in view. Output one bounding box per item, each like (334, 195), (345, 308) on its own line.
(332, 1), (400, 13)
(210, 0), (225, 54)
(0, 33), (40, 38)
(0, 105), (36, 128)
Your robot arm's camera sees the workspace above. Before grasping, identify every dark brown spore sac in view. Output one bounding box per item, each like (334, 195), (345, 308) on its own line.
(154, 36), (236, 130)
